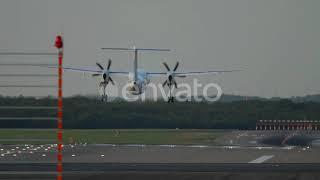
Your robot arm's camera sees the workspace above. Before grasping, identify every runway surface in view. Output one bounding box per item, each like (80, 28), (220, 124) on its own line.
(1, 163), (320, 180)
(1, 130), (320, 179)
(1, 163), (320, 172)
(1, 144), (319, 163)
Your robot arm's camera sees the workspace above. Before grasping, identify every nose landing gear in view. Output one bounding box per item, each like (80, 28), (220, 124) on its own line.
(100, 81), (108, 102)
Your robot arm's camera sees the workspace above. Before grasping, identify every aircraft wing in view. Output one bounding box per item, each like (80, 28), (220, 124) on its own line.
(147, 70), (241, 77)
(36, 65), (130, 75)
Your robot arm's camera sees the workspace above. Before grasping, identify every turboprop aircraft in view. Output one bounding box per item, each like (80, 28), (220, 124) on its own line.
(45, 47), (239, 103)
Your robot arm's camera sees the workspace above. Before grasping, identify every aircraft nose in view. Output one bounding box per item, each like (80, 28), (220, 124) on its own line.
(127, 85), (136, 92)
(129, 86), (136, 91)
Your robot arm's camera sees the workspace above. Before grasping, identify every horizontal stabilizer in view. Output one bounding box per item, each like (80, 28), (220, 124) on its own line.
(101, 48), (170, 52)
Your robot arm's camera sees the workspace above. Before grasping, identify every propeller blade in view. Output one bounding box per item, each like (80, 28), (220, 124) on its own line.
(108, 77), (115, 85)
(163, 62), (171, 71)
(174, 81), (178, 89)
(107, 59), (112, 70)
(96, 62), (104, 70)
(162, 80), (168, 87)
(173, 61), (179, 71)
(92, 74), (100, 77)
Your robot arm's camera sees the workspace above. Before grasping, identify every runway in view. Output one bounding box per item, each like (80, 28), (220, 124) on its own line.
(1, 163), (320, 172)
(1, 130), (320, 179)
(1, 130), (320, 165)
(1, 144), (319, 164)
(1, 163), (320, 180)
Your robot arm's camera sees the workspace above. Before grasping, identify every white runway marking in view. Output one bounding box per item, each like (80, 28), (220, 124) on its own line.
(188, 145), (209, 148)
(255, 146), (273, 150)
(159, 145), (176, 148)
(248, 155), (274, 163)
(125, 144), (146, 147)
(281, 146), (296, 150)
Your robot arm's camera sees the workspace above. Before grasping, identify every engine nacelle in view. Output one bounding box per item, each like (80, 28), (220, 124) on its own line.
(166, 72), (175, 85)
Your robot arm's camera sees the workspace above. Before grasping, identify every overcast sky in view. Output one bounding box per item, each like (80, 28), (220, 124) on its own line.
(0, 0), (319, 98)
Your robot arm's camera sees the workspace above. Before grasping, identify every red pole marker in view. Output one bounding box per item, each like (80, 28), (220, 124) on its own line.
(55, 35), (63, 49)
(56, 35), (64, 180)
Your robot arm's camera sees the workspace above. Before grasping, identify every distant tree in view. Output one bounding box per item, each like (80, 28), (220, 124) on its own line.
(0, 96), (319, 129)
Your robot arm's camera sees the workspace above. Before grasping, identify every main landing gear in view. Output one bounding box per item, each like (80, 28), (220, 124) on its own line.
(167, 84), (175, 103)
(101, 94), (108, 102)
(168, 96), (174, 103)
(100, 82), (108, 102)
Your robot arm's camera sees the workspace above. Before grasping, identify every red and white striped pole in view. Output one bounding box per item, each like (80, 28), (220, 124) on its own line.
(55, 35), (63, 180)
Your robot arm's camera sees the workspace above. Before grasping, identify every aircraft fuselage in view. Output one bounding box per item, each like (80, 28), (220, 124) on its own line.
(127, 69), (150, 95)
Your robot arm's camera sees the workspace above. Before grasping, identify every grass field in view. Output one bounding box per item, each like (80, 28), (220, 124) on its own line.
(0, 129), (225, 145)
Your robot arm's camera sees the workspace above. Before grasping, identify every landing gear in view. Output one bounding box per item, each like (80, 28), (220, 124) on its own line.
(101, 94), (108, 102)
(100, 82), (108, 102)
(168, 96), (174, 103)
(167, 84), (175, 103)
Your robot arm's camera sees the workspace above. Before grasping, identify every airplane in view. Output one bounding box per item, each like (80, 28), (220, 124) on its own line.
(44, 47), (239, 103)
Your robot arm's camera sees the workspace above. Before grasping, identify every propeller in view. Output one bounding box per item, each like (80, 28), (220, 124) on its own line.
(92, 59), (115, 85)
(162, 61), (183, 89)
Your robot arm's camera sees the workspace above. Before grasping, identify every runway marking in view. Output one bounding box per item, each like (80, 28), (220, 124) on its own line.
(188, 145), (209, 148)
(159, 145), (176, 148)
(125, 144), (146, 147)
(254, 146), (273, 150)
(222, 146), (241, 149)
(248, 155), (274, 163)
(95, 144), (116, 147)
(281, 146), (296, 150)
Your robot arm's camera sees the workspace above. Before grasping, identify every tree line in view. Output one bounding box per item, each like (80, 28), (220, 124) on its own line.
(0, 96), (319, 129)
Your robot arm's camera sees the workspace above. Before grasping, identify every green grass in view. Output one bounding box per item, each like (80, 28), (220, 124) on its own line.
(0, 129), (225, 145)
